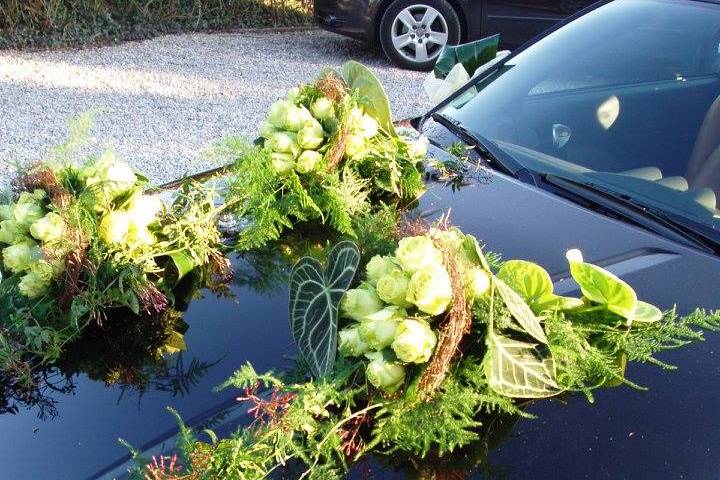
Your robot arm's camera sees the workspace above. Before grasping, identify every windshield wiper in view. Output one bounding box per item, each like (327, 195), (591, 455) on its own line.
(542, 174), (720, 253)
(430, 113), (530, 180)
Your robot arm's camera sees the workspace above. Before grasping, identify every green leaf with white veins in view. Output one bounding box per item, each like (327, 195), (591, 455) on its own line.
(497, 260), (553, 304)
(494, 277), (549, 344)
(289, 241), (360, 378)
(486, 332), (559, 398)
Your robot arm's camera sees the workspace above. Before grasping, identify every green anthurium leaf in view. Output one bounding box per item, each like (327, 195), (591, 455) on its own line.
(169, 250), (197, 281)
(339, 61), (397, 137)
(632, 301), (663, 324)
(289, 241), (360, 378)
(434, 34), (500, 79)
(532, 293), (585, 314)
(494, 277), (548, 344)
(568, 257), (637, 321)
(497, 260), (553, 304)
(486, 332), (559, 398)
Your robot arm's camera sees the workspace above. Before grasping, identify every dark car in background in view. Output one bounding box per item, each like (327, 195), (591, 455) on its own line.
(314, 0), (594, 69)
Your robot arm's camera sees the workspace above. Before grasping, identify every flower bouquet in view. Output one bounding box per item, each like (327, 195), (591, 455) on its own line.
(132, 223), (719, 479)
(220, 61), (428, 251)
(0, 139), (228, 387)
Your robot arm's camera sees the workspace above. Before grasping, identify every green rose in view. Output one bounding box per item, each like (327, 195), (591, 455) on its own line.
(344, 134), (368, 161)
(100, 211), (130, 245)
(13, 200), (45, 230)
(365, 352), (406, 393)
(297, 119), (325, 150)
(127, 194), (164, 227)
(295, 150), (322, 174)
(428, 227), (465, 252)
(0, 220), (22, 245)
(270, 152), (296, 176)
(395, 235), (443, 274)
(30, 259), (62, 282)
(391, 319), (437, 364)
(340, 284), (384, 321)
(346, 107), (364, 130)
(310, 97), (335, 121)
(29, 212), (65, 244)
(376, 270), (411, 307)
(85, 152), (137, 202)
(126, 222), (156, 249)
(286, 87), (301, 103)
(0, 204), (12, 221)
(406, 265), (453, 316)
(267, 100), (290, 129)
(358, 114), (379, 139)
(3, 240), (41, 273)
(258, 121), (276, 139)
(268, 132), (300, 157)
(338, 325), (371, 357)
(359, 317), (399, 350)
(366, 255), (397, 286)
(284, 105), (314, 132)
(464, 267), (490, 300)
(18, 270), (50, 299)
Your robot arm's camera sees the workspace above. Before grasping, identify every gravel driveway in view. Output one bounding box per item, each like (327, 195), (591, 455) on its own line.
(0, 29), (430, 184)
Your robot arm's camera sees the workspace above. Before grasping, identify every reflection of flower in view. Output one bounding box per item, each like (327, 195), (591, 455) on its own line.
(406, 265), (453, 316)
(392, 319), (437, 364)
(340, 285), (384, 321)
(395, 235), (443, 274)
(365, 352), (405, 393)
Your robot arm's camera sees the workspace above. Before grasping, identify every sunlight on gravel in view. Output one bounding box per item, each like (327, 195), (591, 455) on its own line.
(0, 30), (430, 184)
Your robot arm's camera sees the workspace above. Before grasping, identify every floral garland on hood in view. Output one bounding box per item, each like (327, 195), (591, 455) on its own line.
(128, 222), (719, 479)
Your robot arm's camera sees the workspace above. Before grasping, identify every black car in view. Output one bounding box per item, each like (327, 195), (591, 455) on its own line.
(3, 1), (720, 478)
(314, 0), (595, 70)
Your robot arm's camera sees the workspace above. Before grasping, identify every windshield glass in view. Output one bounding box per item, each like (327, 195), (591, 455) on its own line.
(442, 0), (720, 231)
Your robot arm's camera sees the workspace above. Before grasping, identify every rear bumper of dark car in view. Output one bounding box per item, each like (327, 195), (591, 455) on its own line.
(313, 0), (377, 43)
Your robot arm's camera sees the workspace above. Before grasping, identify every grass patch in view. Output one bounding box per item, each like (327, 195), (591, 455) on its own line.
(0, 0), (314, 49)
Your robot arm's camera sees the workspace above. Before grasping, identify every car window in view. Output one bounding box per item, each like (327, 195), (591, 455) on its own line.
(443, 0), (720, 230)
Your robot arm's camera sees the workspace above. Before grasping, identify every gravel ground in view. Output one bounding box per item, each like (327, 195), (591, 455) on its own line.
(0, 29), (430, 185)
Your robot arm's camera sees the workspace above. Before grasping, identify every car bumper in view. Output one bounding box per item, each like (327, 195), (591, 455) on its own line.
(313, 0), (375, 43)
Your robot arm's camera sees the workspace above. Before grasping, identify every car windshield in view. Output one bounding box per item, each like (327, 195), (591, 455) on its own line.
(441, 0), (720, 233)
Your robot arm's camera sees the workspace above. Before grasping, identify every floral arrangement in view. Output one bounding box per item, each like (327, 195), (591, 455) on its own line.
(220, 61), (427, 250)
(128, 223), (719, 479)
(0, 127), (229, 388)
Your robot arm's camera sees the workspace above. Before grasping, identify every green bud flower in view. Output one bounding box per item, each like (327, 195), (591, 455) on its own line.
(267, 100), (290, 129)
(3, 240), (41, 273)
(0, 204), (12, 221)
(366, 353), (406, 393)
(465, 268), (490, 300)
(376, 270), (412, 307)
(126, 221), (156, 249)
(13, 200), (45, 230)
(340, 284), (384, 321)
(284, 105), (314, 132)
(127, 194), (164, 228)
(268, 132), (300, 157)
(270, 152), (296, 176)
(297, 119), (325, 150)
(310, 97), (335, 121)
(366, 255), (397, 286)
(395, 235), (443, 274)
(0, 220), (21, 245)
(428, 227), (465, 253)
(359, 317), (399, 350)
(338, 325), (371, 357)
(29, 212), (65, 244)
(99, 211), (130, 245)
(344, 134), (368, 161)
(392, 319), (437, 364)
(18, 270), (50, 299)
(406, 265), (453, 316)
(346, 107), (364, 130)
(84, 151), (137, 202)
(295, 150), (322, 174)
(30, 259), (63, 282)
(258, 121), (276, 139)
(358, 114), (379, 139)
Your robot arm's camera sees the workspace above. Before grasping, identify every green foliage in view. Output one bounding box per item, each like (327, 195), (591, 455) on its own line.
(0, 0), (313, 49)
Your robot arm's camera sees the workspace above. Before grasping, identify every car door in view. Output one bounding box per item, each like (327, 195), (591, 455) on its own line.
(481, 0), (594, 46)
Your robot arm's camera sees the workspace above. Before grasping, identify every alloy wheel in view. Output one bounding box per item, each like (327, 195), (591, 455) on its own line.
(390, 4), (449, 64)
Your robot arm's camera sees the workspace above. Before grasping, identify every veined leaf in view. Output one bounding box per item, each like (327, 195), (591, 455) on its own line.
(289, 241), (360, 378)
(568, 260), (637, 321)
(339, 61), (397, 137)
(486, 332), (559, 398)
(497, 260), (553, 304)
(532, 293), (584, 313)
(494, 277), (548, 344)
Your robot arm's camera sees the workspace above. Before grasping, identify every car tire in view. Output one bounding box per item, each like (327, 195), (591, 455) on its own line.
(379, 0), (461, 71)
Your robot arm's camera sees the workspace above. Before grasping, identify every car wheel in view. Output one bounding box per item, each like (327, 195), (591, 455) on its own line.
(379, 0), (461, 71)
